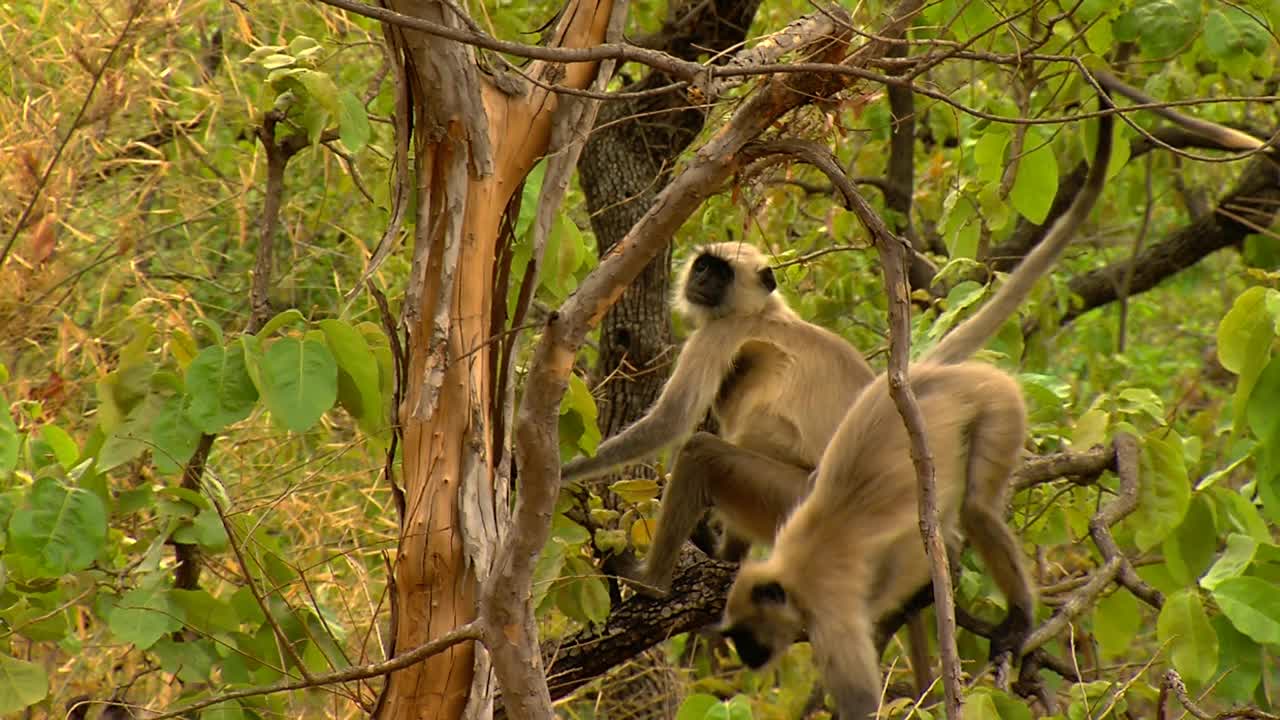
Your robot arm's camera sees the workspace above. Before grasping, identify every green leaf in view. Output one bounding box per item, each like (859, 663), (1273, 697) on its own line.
(295, 69), (342, 117)
(38, 425), (79, 469)
(1247, 355), (1280, 441)
(1211, 613), (1262, 703)
(8, 477), (107, 576)
(974, 129), (1010, 185)
(988, 689), (1033, 720)
(1200, 534), (1259, 590)
(1217, 287), (1277, 432)
(1212, 576), (1280, 644)
(338, 91), (372, 152)
(1163, 494), (1216, 585)
(962, 689), (1000, 720)
(109, 585), (182, 649)
(0, 653), (48, 714)
(1121, 0), (1202, 57)
(557, 556), (610, 626)
(1208, 485), (1270, 542)
(151, 636), (216, 682)
(97, 397), (157, 471)
(259, 338), (338, 433)
(0, 395), (16, 475)
(319, 319), (383, 435)
(171, 589), (240, 635)
(1204, 8), (1269, 60)
(531, 539), (565, 612)
(151, 395), (202, 474)
(1156, 589), (1218, 686)
(726, 694), (753, 720)
(1093, 590), (1141, 660)
(185, 345), (259, 433)
(1132, 431), (1190, 551)
(559, 373), (600, 455)
(551, 514), (590, 545)
(260, 53), (296, 70)
(676, 694), (721, 720)
(1008, 137), (1059, 224)
(1117, 387), (1164, 422)
(256, 308), (305, 338)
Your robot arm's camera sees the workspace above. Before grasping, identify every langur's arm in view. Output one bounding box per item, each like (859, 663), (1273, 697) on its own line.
(812, 612), (882, 720)
(562, 329), (741, 481)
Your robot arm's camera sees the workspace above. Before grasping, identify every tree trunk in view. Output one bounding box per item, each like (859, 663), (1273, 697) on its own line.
(373, 2), (614, 718)
(574, 4), (761, 714)
(579, 0), (764, 445)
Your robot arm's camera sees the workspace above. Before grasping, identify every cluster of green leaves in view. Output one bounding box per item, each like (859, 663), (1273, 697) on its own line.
(0, 311), (394, 715)
(242, 36), (372, 150)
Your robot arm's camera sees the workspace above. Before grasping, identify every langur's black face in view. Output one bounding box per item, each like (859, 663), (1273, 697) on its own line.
(684, 253), (734, 308)
(722, 623), (777, 668)
(721, 578), (799, 670)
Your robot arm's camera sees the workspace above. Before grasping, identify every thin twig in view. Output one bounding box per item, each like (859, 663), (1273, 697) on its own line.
(145, 622), (483, 719)
(742, 138), (964, 720)
(1089, 433), (1165, 608)
(1116, 154), (1155, 352)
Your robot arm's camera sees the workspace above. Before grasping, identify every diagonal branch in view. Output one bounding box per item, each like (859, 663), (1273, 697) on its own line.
(741, 137), (963, 720)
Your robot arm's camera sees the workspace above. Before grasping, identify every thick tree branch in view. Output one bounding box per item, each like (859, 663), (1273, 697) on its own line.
(478, 2), (629, 716)
(542, 554), (736, 702)
(1062, 153), (1280, 323)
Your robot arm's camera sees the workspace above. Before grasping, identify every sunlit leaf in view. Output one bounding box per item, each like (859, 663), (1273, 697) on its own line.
(1212, 576), (1280, 644)
(1132, 431), (1190, 551)
(1156, 589), (1218, 686)
(185, 345), (259, 433)
(0, 654), (48, 714)
(259, 338), (338, 433)
(8, 477), (107, 576)
(1008, 137), (1058, 224)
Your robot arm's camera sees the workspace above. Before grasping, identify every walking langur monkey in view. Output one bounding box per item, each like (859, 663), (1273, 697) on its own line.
(720, 106), (1115, 720)
(562, 242), (876, 594)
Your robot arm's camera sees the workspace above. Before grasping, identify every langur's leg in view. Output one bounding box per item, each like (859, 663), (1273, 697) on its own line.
(625, 432), (810, 597)
(960, 399), (1034, 661)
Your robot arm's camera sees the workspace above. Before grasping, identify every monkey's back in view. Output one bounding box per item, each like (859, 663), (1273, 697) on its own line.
(774, 362), (1026, 586)
(711, 314), (874, 469)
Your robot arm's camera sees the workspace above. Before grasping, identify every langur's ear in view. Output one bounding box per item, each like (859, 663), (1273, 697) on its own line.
(751, 580), (787, 605)
(759, 267), (777, 293)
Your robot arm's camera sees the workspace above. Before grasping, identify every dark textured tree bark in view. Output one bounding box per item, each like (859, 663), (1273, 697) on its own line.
(571, 2), (762, 715)
(578, 0), (763, 445)
(1062, 154), (1280, 323)
(546, 553), (737, 701)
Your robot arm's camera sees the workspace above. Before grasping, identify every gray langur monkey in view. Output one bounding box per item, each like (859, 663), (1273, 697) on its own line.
(720, 105), (1115, 720)
(561, 242), (875, 595)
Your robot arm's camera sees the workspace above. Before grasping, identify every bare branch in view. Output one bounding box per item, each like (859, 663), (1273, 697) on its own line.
(146, 622), (483, 720)
(477, 0), (631, 715)
(741, 138), (963, 720)
(1089, 433), (1165, 609)
(1160, 669), (1280, 720)
(1014, 446), (1115, 491)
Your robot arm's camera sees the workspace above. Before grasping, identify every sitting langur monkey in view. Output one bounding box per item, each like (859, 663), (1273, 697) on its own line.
(721, 108), (1114, 720)
(561, 242), (876, 594)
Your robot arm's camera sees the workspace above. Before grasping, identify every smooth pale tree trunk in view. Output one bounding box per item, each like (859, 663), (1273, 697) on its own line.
(373, 2), (614, 718)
